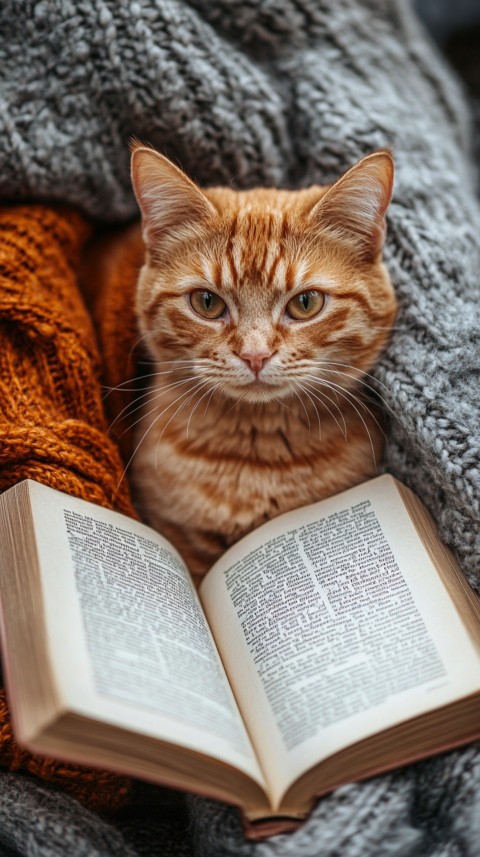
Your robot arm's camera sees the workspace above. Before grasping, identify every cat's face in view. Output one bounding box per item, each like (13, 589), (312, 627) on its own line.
(131, 146), (397, 405)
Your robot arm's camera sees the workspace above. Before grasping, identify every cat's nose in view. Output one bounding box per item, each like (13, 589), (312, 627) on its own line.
(239, 349), (273, 376)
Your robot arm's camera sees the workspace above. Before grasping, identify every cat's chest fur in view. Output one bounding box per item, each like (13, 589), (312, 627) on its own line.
(130, 384), (382, 578)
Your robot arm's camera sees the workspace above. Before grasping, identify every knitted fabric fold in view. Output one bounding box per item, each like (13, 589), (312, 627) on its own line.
(0, 205), (134, 514)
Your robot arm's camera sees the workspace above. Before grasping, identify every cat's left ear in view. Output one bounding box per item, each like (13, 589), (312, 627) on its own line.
(308, 151), (394, 262)
(131, 143), (216, 249)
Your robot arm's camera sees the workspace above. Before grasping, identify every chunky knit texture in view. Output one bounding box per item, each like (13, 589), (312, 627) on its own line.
(0, 206), (136, 515)
(0, 0), (479, 856)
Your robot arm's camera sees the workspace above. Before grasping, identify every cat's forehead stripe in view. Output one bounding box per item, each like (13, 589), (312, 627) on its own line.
(224, 209), (287, 285)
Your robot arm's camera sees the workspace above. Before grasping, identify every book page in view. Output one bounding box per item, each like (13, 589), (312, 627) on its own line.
(200, 475), (480, 808)
(27, 482), (265, 789)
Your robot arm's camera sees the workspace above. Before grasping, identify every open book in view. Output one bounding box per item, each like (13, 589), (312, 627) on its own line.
(0, 476), (479, 838)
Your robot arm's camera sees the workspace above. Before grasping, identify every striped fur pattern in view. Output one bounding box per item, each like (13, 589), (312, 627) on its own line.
(129, 146), (397, 580)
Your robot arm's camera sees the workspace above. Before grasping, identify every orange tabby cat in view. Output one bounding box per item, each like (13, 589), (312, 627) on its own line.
(127, 144), (396, 582)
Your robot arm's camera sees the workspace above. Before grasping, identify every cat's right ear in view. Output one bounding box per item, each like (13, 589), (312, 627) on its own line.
(308, 150), (394, 262)
(130, 144), (216, 249)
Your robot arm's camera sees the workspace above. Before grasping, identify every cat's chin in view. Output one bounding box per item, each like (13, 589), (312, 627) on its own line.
(221, 382), (291, 405)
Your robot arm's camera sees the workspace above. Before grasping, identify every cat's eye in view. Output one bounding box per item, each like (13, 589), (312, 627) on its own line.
(286, 290), (325, 320)
(189, 290), (227, 320)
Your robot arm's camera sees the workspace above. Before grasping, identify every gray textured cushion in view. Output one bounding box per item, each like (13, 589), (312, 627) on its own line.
(0, 0), (479, 855)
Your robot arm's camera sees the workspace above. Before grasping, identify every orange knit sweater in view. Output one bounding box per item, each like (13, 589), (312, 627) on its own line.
(0, 204), (141, 810)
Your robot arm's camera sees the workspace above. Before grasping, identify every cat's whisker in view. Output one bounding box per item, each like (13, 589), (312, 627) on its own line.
(356, 323), (412, 333)
(103, 364), (203, 395)
(320, 368), (392, 409)
(224, 390), (250, 417)
(307, 377), (382, 466)
(108, 376), (200, 433)
(309, 361), (399, 423)
(149, 359), (200, 365)
(120, 382), (206, 452)
(155, 381), (211, 465)
(302, 381), (347, 440)
(296, 383), (322, 439)
(270, 394), (291, 411)
(203, 382), (221, 417)
(115, 378), (208, 490)
(291, 388), (311, 432)
(104, 360), (194, 379)
(306, 376), (377, 426)
(304, 375), (370, 414)
(107, 387), (157, 432)
(105, 379), (194, 395)
(116, 377), (202, 437)
(126, 330), (152, 366)
(313, 359), (387, 389)
(114, 406), (172, 497)
(186, 382), (218, 439)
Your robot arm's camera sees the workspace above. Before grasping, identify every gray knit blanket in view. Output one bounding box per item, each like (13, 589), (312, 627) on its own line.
(1, 1), (479, 855)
